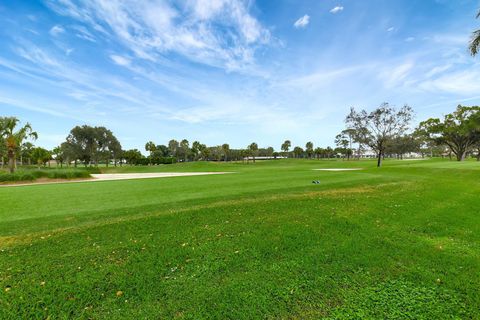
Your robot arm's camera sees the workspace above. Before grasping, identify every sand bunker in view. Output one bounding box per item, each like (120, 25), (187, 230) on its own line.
(90, 172), (231, 181)
(313, 168), (363, 171)
(1, 172), (232, 187)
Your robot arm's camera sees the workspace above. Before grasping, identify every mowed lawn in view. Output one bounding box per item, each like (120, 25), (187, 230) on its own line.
(0, 159), (479, 319)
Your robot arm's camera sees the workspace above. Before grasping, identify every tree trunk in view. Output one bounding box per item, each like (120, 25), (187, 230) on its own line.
(456, 150), (466, 161)
(377, 152), (382, 167)
(7, 150), (15, 173)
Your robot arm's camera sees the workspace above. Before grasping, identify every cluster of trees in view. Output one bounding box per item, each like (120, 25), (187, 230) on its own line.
(417, 106), (480, 161)
(59, 125), (122, 167)
(338, 103), (480, 167)
(280, 139), (351, 159)
(142, 140), (275, 164)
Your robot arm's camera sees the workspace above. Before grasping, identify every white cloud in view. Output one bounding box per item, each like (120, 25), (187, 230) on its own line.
(380, 61), (415, 88)
(294, 15), (310, 28)
(387, 27), (395, 32)
(46, 0), (271, 72)
(72, 25), (96, 42)
(425, 64), (452, 78)
(419, 69), (480, 95)
(15, 46), (60, 67)
(49, 25), (65, 36)
(110, 54), (131, 66)
(405, 37), (415, 42)
(330, 6), (344, 14)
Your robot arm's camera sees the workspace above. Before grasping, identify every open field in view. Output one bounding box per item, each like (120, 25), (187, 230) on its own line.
(0, 159), (479, 319)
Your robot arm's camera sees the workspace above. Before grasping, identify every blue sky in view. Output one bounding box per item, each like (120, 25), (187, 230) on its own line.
(1, 0), (480, 152)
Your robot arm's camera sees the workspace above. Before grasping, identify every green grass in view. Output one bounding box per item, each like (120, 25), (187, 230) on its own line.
(0, 159), (479, 319)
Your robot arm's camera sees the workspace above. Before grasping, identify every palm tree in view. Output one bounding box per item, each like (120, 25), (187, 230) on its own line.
(145, 141), (156, 165)
(305, 141), (314, 159)
(145, 141), (156, 155)
(248, 142), (258, 163)
(470, 10), (480, 56)
(180, 139), (190, 162)
(222, 143), (230, 161)
(281, 140), (291, 158)
(0, 117), (37, 173)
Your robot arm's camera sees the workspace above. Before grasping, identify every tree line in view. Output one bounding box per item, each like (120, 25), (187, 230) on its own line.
(1, 103), (479, 173)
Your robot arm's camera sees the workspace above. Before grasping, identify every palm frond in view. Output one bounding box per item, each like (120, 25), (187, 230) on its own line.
(469, 29), (480, 56)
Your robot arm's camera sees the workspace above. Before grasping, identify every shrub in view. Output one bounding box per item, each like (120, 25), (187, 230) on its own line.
(47, 170), (90, 179)
(0, 169), (90, 182)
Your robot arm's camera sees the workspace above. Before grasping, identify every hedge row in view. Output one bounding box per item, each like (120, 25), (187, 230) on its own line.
(130, 157), (177, 165)
(0, 169), (91, 182)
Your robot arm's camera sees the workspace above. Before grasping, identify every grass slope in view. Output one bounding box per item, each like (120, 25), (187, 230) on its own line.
(0, 159), (479, 319)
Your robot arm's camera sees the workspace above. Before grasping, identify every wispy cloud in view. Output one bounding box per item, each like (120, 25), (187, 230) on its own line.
(49, 25), (65, 36)
(110, 55), (131, 66)
(379, 61), (415, 88)
(294, 15), (310, 28)
(330, 6), (344, 14)
(72, 25), (96, 42)
(46, 0), (271, 71)
(419, 68), (480, 95)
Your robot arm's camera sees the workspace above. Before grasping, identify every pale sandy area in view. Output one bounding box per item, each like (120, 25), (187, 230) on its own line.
(90, 172), (231, 181)
(0, 172), (232, 187)
(312, 168), (363, 171)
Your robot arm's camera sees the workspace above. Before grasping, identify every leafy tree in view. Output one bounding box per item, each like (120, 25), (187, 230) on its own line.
(281, 140), (291, 157)
(0, 117), (37, 173)
(191, 141), (202, 160)
(156, 145), (169, 157)
(200, 144), (210, 160)
(470, 10), (480, 56)
(31, 147), (51, 168)
(52, 146), (65, 167)
(314, 147), (323, 159)
(385, 134), (420, 159)
(62, 125), (121, 167)
(95, 126), (119, 166)
(293, 146), (304, 158)
(20, 142), (35, 165)
(123, 149), (143, 165)
(108, 136), (122, 167)
(180, 139), (190, 162)
(417, 105), (480, 161)
(168, 139), (179, 158)
(346, 103), (413, 167)
(266, 146), (274, 157)
(248, 142), (258, 163)
(335, 130), (355, 160)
